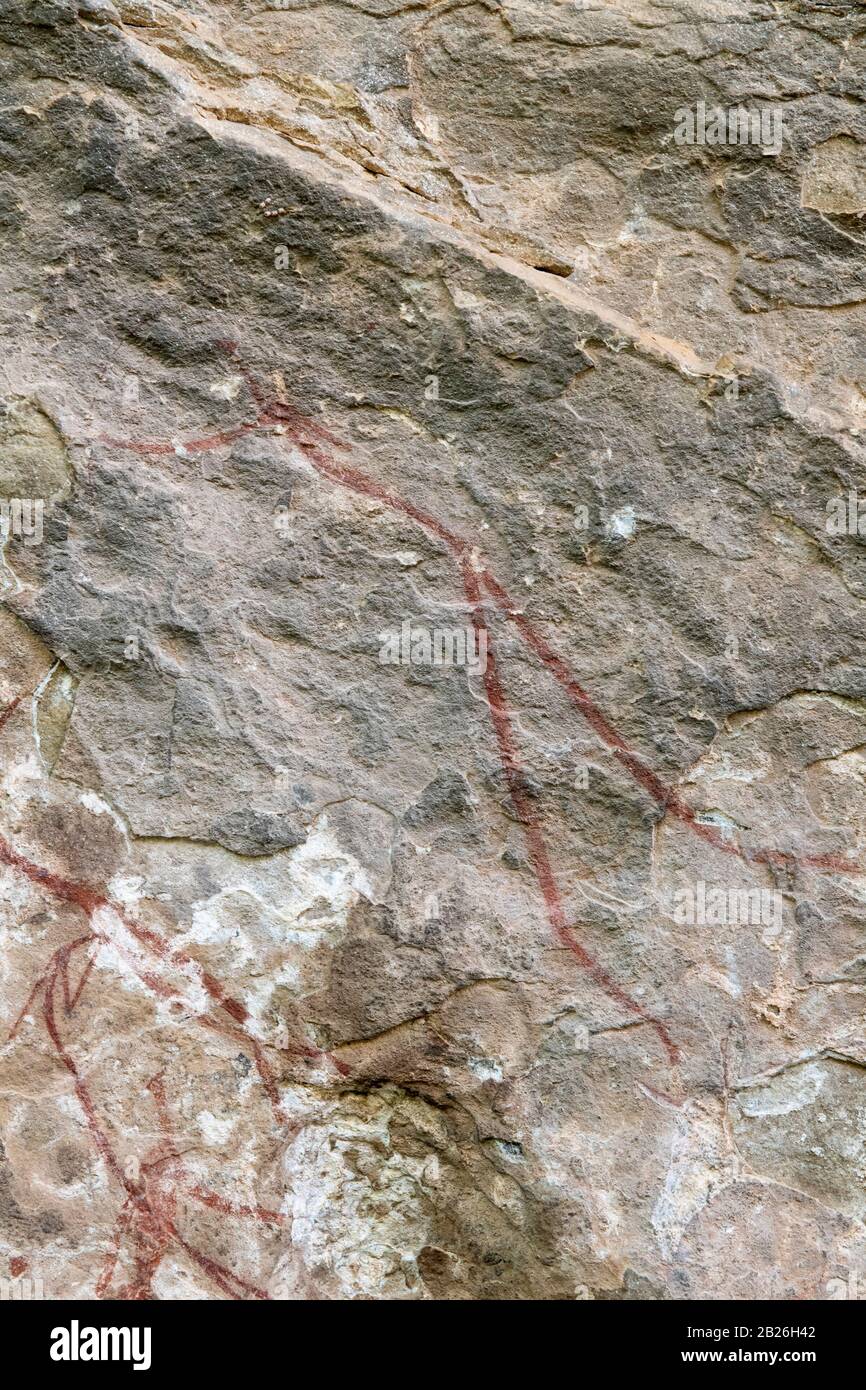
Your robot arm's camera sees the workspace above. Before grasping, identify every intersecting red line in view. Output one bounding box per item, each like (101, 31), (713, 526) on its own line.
(0, 711), (308, 1298)
(95, 344), (861, 1063)
(0, 341), (858, 1296)
(102, 364), (685, 1060)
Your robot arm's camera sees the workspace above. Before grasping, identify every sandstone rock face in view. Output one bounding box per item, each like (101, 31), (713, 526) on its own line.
(0, 0), (865, 1302)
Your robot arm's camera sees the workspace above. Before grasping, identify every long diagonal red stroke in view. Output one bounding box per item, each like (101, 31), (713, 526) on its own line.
(102, 384), (681, 1060)
(0, 889), (273, 1299)
(98, 347), (860, 1064)
(2, 349), (857, 1293)
(0, 707), (334, 1296)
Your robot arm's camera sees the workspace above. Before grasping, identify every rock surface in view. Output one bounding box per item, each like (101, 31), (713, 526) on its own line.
(0, 0), (865, 1301)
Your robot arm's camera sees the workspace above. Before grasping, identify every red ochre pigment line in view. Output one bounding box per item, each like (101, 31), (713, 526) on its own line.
(7, 936), (91, 1040)
(0, 836), (107, 915)
(43, 955), (130, 1190)
(98, 344), (859, 876)
(97, 357), (862, 1070)
(0, 830), (336, 1106)
(146, 1070), (175, 1146)
(263, 411), (681, 1059)
(12, 353), (852, 1290)
(60, 937), (98, 1015)
(0, 783), (345, 1077)
(0, 819), (333, 1293)
(101, 424), (256, 456)
(1, 857), (273, 1299)
(197, 1017), (281, 1110)
(1, 829), (347, 1099)
(98, 1191), (268, 1301)
(262, 429), (851, 1049)
(473, 566), (863, 876)
(184, 1184), (285, 1227)
(461, 562), (679, 1064)
(0, 827), (340, 1103)
(96, 1198), (135, 1299)
(176, 363), (856, 880)
(101, 1064), (269, 1300)
(273, 418), (860, 879)
(7, 928), (272, 1295)
(0, 696), (21, 733)
(173, 1233), (269, 1301)
(322, 463), (851, 873)
(42, 954), (269, 1300)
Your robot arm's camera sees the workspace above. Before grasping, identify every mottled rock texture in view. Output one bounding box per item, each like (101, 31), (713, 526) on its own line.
(1, 0), (865, 1301)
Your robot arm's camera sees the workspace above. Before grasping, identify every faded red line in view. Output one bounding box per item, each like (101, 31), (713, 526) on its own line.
(43, 956), (130, 1189)
(8, 934), (96, 1041)
(461, 562), (679, 1063)
(61, 938), (99, 1014)
(477, 569), (862, 875)
(0, 831), (294, 1107)
(7, 928), (273, 1297)
(0, 695), (22, 733)
(95, 343), (862, 876)
(95, 353), (864, 1075)
(173, 1232), (269, 1301)
(146, 1069), (173, 1137)
(0, 826), (347, 1105)
(96, 1196), (135, 1299)
(41, 980), (270, 1300)
(100, 424), (255, 456)
(0, 781), (275, 1298)
(185, 1184), (284, 1227)
(0, 836), (107, 915)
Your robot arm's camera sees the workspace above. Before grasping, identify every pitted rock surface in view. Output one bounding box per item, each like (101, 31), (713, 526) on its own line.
(1, 0), (865, 1300)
